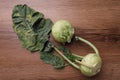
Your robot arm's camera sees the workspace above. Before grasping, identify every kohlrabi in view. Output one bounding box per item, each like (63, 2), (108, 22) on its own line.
(52, 20), (102, 77)
(12, 5), (102, 78)
(75, 36), (102, 77)
(52, 20), (74, 43)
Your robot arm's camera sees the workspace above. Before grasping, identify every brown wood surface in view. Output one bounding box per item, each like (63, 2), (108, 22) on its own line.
(0, 0), (120, 80)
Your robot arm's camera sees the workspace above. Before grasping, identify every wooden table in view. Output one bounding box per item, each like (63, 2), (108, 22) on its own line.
(0, 0), (120, 80)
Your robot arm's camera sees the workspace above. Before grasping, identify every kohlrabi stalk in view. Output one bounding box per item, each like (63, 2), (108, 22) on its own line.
(75, 36), (99, 55)
(72, 53), (84, 59)
(54, 47), (80, 70)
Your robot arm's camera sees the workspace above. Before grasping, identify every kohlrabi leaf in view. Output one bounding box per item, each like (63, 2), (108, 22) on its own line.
(58, 46), (74, 61)
(40, 42), (65, 68)
(34, 18), (53, 51)
(12, 4), (53, 51)
(40, 52), (65, 68)
(12, 4), (44, 27)
(58, 46), (71, 54)
(42, 41), (54, 52)
(58, 46), (82, 61)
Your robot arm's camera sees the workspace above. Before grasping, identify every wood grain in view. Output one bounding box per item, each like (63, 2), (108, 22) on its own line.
(0, 0), (120, 80)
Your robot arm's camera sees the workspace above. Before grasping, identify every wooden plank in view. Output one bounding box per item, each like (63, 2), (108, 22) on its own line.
(0, 0), (120, 80)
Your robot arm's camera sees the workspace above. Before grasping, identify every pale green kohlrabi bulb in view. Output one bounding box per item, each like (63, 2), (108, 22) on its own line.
(80, 54), (102, 77)
(52, 20), (74, 43)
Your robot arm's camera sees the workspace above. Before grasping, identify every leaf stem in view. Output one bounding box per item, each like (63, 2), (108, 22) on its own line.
(72, 53), (83, 59)
(54, 47), (80, 70)
(75, 60), (92, 69)
(75, 36), (99, 55)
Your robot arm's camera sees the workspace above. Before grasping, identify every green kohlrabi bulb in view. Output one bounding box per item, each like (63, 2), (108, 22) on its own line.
(52, 20), (74, 43)
(80, 54), (102, 77)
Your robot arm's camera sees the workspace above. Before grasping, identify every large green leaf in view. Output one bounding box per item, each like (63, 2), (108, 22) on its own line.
(12, 4), (53, 51)
(12, 4), (68, 69)
(12, 4), (44, 26)
(40, 42), (65, 68)
(40, 52), (65, 68)
(34, 18), (53, 51)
